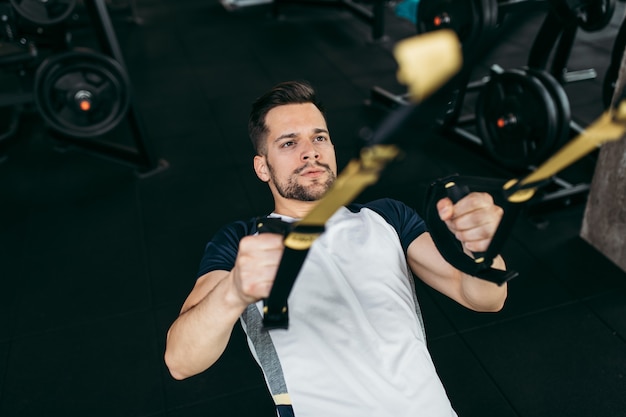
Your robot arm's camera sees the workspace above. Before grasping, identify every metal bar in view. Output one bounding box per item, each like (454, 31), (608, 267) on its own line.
(550, 20), (579, 82)
(79, 0), (164, 175)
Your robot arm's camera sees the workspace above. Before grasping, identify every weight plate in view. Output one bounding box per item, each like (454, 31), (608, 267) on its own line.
(577, 0), (616, 32)
(416, 0), (498, 54)
(10, 0), (77, 26)
(34, 49), (131, 138)
(475, 69), (559, 170)
(525, 67), (571, 150)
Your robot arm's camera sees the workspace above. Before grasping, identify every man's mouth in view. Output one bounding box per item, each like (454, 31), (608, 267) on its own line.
(301, 168), (325, 177)
(296, 164), (330, 178)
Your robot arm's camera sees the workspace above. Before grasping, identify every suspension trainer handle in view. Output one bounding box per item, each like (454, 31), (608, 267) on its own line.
(425, 175), (521, 286)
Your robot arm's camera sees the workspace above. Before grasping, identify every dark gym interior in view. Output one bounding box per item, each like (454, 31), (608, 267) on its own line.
(1, 0), (626, 416)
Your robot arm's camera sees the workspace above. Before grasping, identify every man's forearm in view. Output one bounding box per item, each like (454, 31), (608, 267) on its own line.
(460, 255), (508, 312)
(164, 274), (246, 380)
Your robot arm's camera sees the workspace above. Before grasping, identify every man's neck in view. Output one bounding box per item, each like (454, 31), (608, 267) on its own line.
(273, 199), (318, 220)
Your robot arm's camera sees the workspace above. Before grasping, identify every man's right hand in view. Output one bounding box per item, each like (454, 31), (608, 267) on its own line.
(231, 233), (285, 306)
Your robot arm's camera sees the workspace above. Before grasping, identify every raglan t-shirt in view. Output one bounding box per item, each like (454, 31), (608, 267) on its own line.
(198, 198), (457, 417)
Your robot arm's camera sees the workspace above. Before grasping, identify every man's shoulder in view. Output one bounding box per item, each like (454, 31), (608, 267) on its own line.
(346, 198), (414, 216)
(212, 217), (261, 241)
(346, 198), (426, 251)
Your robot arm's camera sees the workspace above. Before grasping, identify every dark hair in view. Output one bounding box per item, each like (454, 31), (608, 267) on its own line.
(248, 80), (325, 155)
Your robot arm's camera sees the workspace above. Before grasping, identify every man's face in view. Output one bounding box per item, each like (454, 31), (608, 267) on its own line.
(256, 103), (337, 202)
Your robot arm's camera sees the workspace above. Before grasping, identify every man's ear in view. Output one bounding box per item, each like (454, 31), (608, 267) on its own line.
(254, 155), (270, 182)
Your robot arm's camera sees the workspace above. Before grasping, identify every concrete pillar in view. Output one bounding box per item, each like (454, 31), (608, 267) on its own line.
(580, 138), (626, 273)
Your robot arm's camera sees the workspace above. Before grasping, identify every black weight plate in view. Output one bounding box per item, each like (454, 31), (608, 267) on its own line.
(577, 0), (616, 32)
(34, 49), (131, 138)
(416, 0), (497, 54)
(475, 69), (559, 170)
(10, 0), (77, 26)
(525, 67), (571, 151)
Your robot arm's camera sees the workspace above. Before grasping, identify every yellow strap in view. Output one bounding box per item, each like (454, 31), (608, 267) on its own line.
(296, 145), (400, 227)
(278, 30), (463, 248)
(273, 393), (292, 406)
(283, 145), (400, 250)
(506, 104), (626, 203)
(394, 29), (463, 102)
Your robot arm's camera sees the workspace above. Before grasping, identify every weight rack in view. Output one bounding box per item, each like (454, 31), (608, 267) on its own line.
(368, 1), (606, 213)
(0, 0), (168, 177)
(64, 0), (168, 177)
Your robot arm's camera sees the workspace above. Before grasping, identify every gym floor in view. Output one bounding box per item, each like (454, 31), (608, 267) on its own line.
(1, 0), (626, 416)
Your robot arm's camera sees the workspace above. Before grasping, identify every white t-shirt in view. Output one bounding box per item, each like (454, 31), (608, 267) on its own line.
(200, 199), (457, 417)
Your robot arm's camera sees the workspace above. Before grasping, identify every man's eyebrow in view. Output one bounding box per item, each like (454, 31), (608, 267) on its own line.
(274, 128), (328, 143)
(274, 133), (297, 143)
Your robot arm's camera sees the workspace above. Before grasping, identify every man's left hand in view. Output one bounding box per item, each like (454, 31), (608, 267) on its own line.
(436, 192), (503, 254)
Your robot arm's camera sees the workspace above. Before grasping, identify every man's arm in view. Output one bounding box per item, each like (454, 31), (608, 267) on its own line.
(408, 192), (508, 312)
(164, 233), (284, 380)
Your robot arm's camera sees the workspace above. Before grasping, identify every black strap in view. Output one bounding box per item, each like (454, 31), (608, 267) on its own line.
(425, 175), (521, 286)
(257, 217), (325, 329)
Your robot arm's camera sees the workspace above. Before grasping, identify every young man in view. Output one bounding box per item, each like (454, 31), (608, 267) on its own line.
(165, 80), (508, 416)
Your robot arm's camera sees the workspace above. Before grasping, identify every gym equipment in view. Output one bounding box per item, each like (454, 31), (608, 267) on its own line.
(415, 0), (550, 53)
(551, 0), (616, 33)
(374, 0), (600, 167)
(427, 96), (626, 284)
(416, 0), (615, 55)
(528, 0), (615, 84)
(34, 48), (131, 138)
(412, 0), (550, 123)
(416, 0), (498, 56)
(474, 66), (571, 170)
(374, 0), (553, 122)
(603, 12), (626, 109)
(0, 3), (39, 150)
(9, 0), (77, 26)
(427, 18), (626, 284)
(0, 0), (166, 175)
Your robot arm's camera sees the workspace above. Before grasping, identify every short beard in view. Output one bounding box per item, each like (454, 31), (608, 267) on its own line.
(267, 161), (336, 202)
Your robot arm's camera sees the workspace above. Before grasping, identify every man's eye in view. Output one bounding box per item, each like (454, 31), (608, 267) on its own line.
(281, 141), (295, 148)
(314, 136), (327, 142)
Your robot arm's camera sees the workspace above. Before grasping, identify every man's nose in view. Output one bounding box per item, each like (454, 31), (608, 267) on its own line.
(301, 141), (320, 161)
